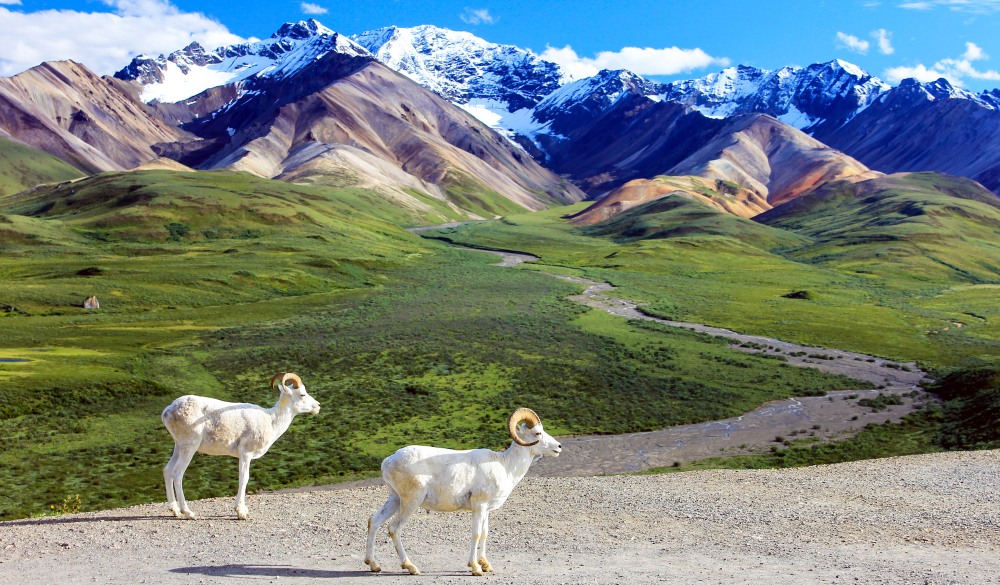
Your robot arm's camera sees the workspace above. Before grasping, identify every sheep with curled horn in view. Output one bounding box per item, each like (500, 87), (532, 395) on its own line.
(364, 408), (562, 576)
(161, 372), (320, 520)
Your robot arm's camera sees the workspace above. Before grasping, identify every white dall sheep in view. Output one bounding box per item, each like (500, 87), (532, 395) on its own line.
(161, 372), (320, 520)
(364, 407), (562, 576)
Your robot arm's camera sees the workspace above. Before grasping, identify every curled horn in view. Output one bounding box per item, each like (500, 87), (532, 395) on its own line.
(270, 372), (303, 390)
(508, 407), (541, 446)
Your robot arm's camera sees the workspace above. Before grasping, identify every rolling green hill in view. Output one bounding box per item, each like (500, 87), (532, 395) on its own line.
(0, 136), (83, 197)
(582, 193), (809, 250)
(756, 173), (1000, 283)
(1, 169), (447, 242)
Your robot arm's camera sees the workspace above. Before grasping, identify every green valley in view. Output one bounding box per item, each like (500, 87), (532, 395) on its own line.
(1, 167), (998, 520)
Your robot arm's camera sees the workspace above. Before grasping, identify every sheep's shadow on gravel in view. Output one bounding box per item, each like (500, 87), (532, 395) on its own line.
(170, 564), (370, 579)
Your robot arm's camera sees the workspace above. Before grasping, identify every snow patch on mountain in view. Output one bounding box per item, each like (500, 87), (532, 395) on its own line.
(352, 25), (562, 113)
(660, 60), (891, 131)
(117, 19), (369, 104)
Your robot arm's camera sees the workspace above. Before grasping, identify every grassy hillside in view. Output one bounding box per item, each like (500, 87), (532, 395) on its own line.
(0, 136), (83, 197)
(1, 169), (450, 241)
(756, 173), (1000, 283)
(583, 194), (808, 249)
(2, 166), (997, 520)
(428, 174), (1000, 368)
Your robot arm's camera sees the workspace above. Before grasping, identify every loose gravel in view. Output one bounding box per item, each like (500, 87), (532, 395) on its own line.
(1, 450), (997, 584)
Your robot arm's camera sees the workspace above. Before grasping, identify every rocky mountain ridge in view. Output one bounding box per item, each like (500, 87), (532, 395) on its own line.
(115, 20), (370, 104)
(347, 24), (999, 197)
(2, 18), (998, 224)
(0, 20), (584, 221)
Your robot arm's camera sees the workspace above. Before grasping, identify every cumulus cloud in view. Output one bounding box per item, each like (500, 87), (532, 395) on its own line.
(0, 0), (247, 77)
(540, 44), (729, 81)
(873, 28), (895, 55)
(836, 32), (870, 54)
(300, 2), (327, 15)
(884, 42), (1000, 86)
(0, 0), (21, 4)
(460, 8), (496, 25)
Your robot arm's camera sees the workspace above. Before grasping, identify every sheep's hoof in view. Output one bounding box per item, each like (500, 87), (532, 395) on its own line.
(402, 561), (420, 575)
(181, 509), (197, 520)
(236, 506), (250, 520)
(364, 559), (382, 573)
(468, 562), (484, 576)
(479, 558), (493, 572)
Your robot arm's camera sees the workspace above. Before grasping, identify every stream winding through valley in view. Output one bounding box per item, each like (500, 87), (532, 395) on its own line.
(460, 246), (930, 476)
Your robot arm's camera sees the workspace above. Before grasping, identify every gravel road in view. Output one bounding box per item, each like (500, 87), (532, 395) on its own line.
(1, 451), (997, 584)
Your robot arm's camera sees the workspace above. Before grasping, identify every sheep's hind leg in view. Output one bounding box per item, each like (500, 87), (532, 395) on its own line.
(365, 491), (401, 573)
(171, 444), (199, 519)
(388, 497), (421, 575)
(164, 444), (182, 517)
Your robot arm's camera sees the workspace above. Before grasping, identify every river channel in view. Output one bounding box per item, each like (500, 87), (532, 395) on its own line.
(458, 247), (929, 476)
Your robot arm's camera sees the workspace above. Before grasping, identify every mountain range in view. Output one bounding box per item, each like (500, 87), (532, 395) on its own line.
(0, 18), (998, 225)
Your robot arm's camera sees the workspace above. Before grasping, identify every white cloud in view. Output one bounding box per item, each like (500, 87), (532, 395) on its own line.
(898, 0), (1000, 11)
(540, 44), (729, 81)
(0, 0), (21, 5)
(836, 32), (870, 54)
(0, 0), (246, 77)
(300, 2), (327, 15)
(962, 41), (986, 61)
(884, 42), (1000, 86)
(873, 28), (895, 55)
(460, 8), (496, 25)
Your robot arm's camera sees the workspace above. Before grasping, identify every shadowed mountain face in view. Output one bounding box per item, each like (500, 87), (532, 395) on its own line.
(566, 113), (877, 224)
(817, 79), (1000, 195)
(536, 94), (724, 195)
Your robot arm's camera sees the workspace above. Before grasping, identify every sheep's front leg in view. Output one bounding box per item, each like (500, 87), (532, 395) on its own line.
(365, 491), (401, 573)
(478, 510), (493, 573)
(467, 507), (489, 576)
(235, 453), (252, 520)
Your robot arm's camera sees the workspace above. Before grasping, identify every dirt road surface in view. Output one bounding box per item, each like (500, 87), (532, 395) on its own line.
(1, 451), (997, 584)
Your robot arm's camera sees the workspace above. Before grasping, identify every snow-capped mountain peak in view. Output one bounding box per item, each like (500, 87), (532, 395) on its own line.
(115, 19), (369, 104)
(351, 24), (562, 112)
(659, 59), (891, 132)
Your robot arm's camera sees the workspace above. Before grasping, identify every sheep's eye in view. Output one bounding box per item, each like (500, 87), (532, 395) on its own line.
(534, 432), (541, 436)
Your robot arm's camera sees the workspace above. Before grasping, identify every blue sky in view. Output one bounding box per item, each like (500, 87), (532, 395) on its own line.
(2, 0), (1000, 91)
